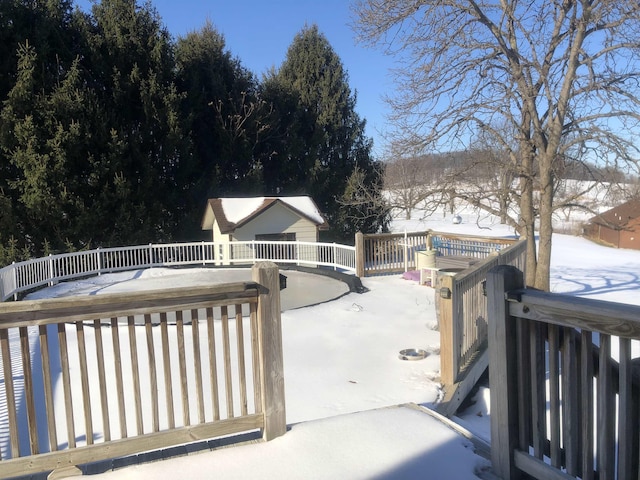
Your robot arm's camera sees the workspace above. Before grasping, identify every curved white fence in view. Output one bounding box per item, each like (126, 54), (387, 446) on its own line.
(0, 240), (356, 301)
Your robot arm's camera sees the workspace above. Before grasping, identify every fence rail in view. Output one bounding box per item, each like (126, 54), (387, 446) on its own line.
(0, 262), (286, 479)
(435, 239), (527, 417)
(1, 241), (357, 302)
(488, 265), (640, 480)
(355, 230), (517, 277)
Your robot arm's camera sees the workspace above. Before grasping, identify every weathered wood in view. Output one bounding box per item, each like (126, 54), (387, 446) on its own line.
(21, 326), (39, 454)
(618, 337), (633, 479)
(548, 325), (561, 468)
(597, 335), (615, 478)
(176, 310), (190, 427)
(253, 262), (286, 441)
(221, 305), (234, 418)
(110, 318), (127, 439)
(487, 264), (524, 480)
(438, 274), (455, 385)
(0, 275), (283, 478)
(160, 311), (175, 429)
(514, 451), (576, 480)
(1, 328), (20, 458)
(93, 319), (110, 442)
(509, 290), (640, 338)
(144, 314), (160, 432)
(561, 326), (579, 476)
(435, 349), (488, 418)
(206, 307), (220, 421)
(191, 309), (205, 424)
(75, 321), (94, 445)
(580, 331), (594, 480)
(58, 323), (76, 448)
(0, 282), (259, 327)
(39, 324), (58, 451)
(0, 414), (264, 480)
(355, 231), (364, 277)
(235, 304), (249, 417)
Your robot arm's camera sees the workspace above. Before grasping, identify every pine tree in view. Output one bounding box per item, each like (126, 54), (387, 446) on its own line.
(271, 24), (387, 241)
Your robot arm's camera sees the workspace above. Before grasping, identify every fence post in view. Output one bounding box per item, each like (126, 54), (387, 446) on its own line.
(487, 265), (524, 480)
(252, 261), (286, 441)
(437, 273), (456, 385)
(355, 232), (364, 277)
(48, 254), (55, 286)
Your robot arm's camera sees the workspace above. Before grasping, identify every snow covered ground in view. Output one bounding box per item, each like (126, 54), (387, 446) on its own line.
(5, 207), (640, 479)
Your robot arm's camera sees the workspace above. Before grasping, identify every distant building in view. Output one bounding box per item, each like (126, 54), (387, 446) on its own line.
(584, 198), (640, 250)
(201, 196), (328, 264)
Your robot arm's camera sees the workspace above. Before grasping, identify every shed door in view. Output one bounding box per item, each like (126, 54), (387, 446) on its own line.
(255, 233), (296, 260)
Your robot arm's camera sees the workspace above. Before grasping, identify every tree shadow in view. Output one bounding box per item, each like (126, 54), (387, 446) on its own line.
(550, 266), (640, 299)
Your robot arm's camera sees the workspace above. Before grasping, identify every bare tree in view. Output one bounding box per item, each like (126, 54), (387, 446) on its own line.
(383, 154), (436, 219)
(353, 0), (640, 290)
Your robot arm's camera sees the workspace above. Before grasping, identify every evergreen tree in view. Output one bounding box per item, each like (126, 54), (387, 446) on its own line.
(271, 24), (387, 241)
(77, 0), (184, 244)
(175, 22), (264, 238)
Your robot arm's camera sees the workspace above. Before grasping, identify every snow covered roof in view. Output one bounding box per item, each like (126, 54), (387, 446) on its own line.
(202, 196), (328, 233)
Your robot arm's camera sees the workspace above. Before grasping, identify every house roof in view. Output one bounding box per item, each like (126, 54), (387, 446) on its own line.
(589, 198), (640, 230)
(202, 196), (328, 233)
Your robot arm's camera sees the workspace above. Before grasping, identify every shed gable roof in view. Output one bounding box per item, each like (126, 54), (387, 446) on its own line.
(589, 198), (640, 230)
(202, 196), (328, 233)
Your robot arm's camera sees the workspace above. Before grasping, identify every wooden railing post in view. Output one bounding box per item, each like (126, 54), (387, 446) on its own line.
(437, 273), (456, 385)
(252, 261), (286, 441)
(355, 232), (364, 277)
(487, 265), (524, 480)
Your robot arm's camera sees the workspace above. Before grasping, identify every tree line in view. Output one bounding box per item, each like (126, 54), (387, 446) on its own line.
(0, 0), (388, 266)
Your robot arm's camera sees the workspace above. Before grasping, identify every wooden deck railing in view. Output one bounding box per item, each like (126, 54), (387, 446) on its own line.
(435, 239), (527, 417)
(354, 230), (517, 277)
(0, 241), (357, 302)
(0, 262), (286, 479)
(487, 265), (640, 480)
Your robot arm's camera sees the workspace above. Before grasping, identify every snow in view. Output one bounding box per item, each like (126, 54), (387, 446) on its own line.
(221, 196), (326, 225)
(5, 205), (640, 479)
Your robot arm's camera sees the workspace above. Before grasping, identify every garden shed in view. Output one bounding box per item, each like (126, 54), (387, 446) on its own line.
(202, 196), (328, 263)
(584, 198), (640, 250)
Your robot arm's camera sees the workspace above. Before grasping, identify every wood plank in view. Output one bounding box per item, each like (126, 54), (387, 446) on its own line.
(20, 326), (39, 454)
(515, 317), (531, 452)
(250, 302), (262, 414)
(561, 326), (579, 476)
(206, 307), (220, 421)
(235, 304), (248, 417)
(176, 310), (190, 426)
(510, 291), (640, 338)
(75, 321), (94, 445)
(580, 331), (594, 480)
(58, 323), (76, 448)
(530, 322), (546, 459)
(514, 450), (577, 480)
(434, 348), (488, 418)
(0, 283), (259, 328)
(39, 324), (58, 451)
(0, 415), (264, 480)
(221, 305), (234, 418)
(110, 318), (127, 439)
(160, 312), (175, 429)
(438, 274), (455, 385)
(191, 309), (205, 424)
(548, 324), (561, 468)
(93, 319), (111, 442)
(597, 334), (614, 478)
(486, 264), (524, 480)
(144, 314), (160, 432)
(253, 262), (286, 441)
(617, 337), (633, 479)
(1, 328), (20, 458)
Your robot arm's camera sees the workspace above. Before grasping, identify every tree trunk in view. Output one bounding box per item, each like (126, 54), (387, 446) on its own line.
(535, 158), (554, 291)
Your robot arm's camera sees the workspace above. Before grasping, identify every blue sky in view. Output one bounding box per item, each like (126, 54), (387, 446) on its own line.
(76, 0), (395, 157)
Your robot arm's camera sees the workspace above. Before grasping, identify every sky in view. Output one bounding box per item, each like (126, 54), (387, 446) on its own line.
(75, 0), (396, 157)
(5, 201), (640, 478)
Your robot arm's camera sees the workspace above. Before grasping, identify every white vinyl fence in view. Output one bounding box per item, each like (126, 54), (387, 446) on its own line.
(0, 241), (357, 302)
